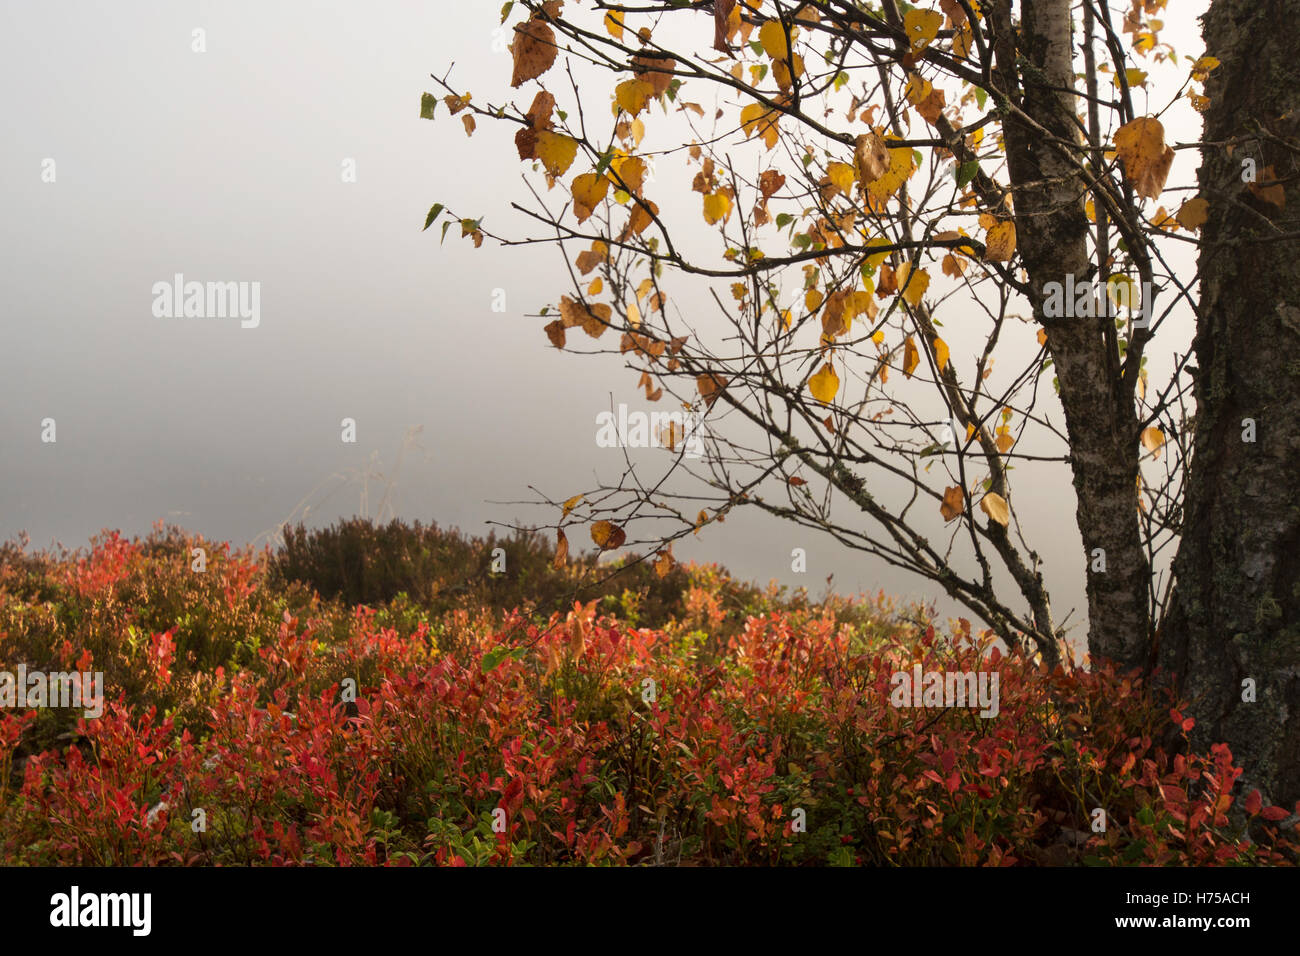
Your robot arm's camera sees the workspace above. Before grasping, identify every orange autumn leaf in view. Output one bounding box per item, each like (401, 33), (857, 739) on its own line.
(697, 372), (728, 408)
(1114, 117), (1175, 201)
(590, 520), (627, 550)
(553, 528), (569, 568)
(903, 336), (919, 377)
(940, 486), (964, 522)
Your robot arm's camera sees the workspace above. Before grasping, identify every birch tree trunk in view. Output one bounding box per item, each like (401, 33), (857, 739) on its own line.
(1161, 0), (1300, 809)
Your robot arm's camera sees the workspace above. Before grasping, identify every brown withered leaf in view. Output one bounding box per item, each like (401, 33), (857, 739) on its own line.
(543, 319), (566, 349)
(697, 372), (728, 408)
(714, 0), (736, 51)
(877, 262), (899, 296)
(632, 54), (676, 97)
(759, 168), (786, 200)
(525, 90), (556, 129)
(553, 528), (569, 568)
(575, 242), (608, 275)
(511, 17), (558, 88)
(515, 127), (538, 161)
(854, 131), (891, 184)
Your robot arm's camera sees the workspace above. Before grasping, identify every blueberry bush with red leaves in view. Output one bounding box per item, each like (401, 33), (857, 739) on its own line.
(0, 524), (1295, 865)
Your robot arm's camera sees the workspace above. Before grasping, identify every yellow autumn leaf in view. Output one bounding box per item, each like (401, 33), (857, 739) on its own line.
(615, 78), (656, 117)
(903, 9), (943, 53)
(604, 10), (624, 39)
(849, 290), (876, 321)
(827, 161), (857, 196)
(903, 336), (919, 377)
(703, 191), (733, 224)
(587, 277), (603, 295)
(536, 130), (579, 176)
(571, 172), (610, 224)
(740, 103), (780, 149)
(805, 288), (824, 311)
(808, 362), (839, 404)
(1106, 274), (1140, 312)
(897, 263), (930, 307)
(905, 73), (933, 105)
(1176, 197), (1209, 231)
(1141, 426), (1165, 459)
(979, 492), (1010, 527)
(983, 220), (1017, 261)
(867, 143), (915, 203)
(562, 494), (583, 518)
(1114, 117), (1175, 201)
(772, 53), (805, 91)
(1191, 55), (1220, 81)
(758, 19), (791, 60)
(864, 237), (893, 269)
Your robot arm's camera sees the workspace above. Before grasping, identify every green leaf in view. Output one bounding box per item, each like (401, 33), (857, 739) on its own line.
(956, 161), (980, 189)
(775, 212), (794, 229)
(975, 88), (988, 111)
(480, 646), (525, 674)
(423, 202), (445, 231)
(500, 1), (514, 24)
(420, 92), (438, 120)
(827, 845), (855, 866)
(441, 220), (453, 244)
